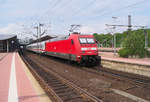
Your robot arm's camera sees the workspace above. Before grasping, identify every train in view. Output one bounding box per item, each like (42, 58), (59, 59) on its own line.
(26, 33), (101, 66)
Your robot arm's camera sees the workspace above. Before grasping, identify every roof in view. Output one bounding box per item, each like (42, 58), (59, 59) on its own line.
(31, 35), (56, 44)
(0, 34), (17, 40)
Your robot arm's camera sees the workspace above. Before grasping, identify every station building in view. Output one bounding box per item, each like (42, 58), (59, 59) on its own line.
(0, 34), (18, 52)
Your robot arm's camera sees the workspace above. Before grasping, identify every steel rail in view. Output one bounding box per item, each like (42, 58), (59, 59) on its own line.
(83, 66), (150, 86)
(21, 55), (64, 102)
(100, 68), (150, 86)
(21, 54), (103, 102)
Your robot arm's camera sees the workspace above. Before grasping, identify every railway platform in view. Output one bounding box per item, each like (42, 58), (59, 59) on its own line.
(0, 52), (51, 102)
(99, 51), (150, 77)
(0, 53), (7, 61)
(100, 52), (150, 66)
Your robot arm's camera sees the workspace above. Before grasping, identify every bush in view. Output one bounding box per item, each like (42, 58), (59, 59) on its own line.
(118, 48), (129, 58)
(118, 31), (149, 58)
(147, 51), (150, 58)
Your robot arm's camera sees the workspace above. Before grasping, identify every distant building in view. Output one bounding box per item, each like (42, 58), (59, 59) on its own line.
(0, 34), (17, 52)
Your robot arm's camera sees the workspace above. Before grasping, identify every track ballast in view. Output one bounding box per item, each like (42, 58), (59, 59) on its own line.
(21, 54), (103, 102)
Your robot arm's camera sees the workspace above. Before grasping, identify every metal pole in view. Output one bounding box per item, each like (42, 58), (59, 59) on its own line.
(144, 29), (148, 48)
(34, 26), (39, 53)
(37, 27), (39, 53)
(39, 24), (41, 53)
(112, 17), (117, 56)
(112, 37), (113, 48)
(128, 15), (132, 32)
(38, 23), (44, 54)
(113, 26), (116, 56)
(7, 40), (9, 52)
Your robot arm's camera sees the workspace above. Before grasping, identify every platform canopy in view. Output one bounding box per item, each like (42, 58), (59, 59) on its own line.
(0, 34), (17, 40)
(0, 34), (17, 52)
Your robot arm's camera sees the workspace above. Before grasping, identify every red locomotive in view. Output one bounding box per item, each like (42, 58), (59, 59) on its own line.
(27, 33), (101, 66)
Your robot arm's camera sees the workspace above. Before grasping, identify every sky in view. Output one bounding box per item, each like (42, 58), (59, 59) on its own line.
(0, 0), (150, 39)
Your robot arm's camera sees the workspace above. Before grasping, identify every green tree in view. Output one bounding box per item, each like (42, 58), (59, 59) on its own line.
(93, 28), (150, 52)
(118, 30), (149, 58)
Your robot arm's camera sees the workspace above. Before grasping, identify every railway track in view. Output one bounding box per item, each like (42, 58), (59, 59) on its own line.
(100, 68), (150, 86)
(21, 54), (103, 102)
(83, 66), (150, 86)
(41, 52), (150, 86)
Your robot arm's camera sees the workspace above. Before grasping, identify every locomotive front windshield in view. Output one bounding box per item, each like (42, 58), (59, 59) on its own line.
(79, 38), (95, 44)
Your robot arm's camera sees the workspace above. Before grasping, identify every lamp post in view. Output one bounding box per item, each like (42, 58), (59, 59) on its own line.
(112, 17), (117, 56)
(34, 23), (45, 54)
(142, 27), (148, 49)
(39, 23), (44, 52)
(11, 40), (14, 52)
(34, 26), (39, 52)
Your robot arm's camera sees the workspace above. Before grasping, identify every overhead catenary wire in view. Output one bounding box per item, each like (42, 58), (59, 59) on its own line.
(45, 0), (149, 28)
(17, 0), (150, 38)
(28, 0), (149, 26)
(17, 0), (64, 39)
(37, 0), (73, 22)
(85, 0), (149, 19)
(76, 0), (149, 32)
(62, 0), (97, 18)
(61, 0), (149, 24)
(19, 0), (150, 25)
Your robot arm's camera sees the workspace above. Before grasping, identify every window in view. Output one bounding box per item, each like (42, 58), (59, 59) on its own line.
(87, 38), (95, 44)
(79, 38), (95, 44)
(79, 38), (87, 44)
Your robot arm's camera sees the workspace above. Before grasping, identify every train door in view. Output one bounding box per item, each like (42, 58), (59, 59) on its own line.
(69, 39), (74, 61)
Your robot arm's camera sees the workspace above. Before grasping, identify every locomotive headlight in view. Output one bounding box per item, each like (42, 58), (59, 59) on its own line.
(91, 47), (97, 50)
(81, 48), (88, 51)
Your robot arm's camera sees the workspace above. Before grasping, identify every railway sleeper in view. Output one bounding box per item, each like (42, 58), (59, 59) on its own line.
(43, 79), (57, 83)
(49, 81), (62, 84)
(63, 95), (83, 102)
(68, 98), (86, 102)
(42, 76), (54, 80)
(55, 88), (74, 94)
(53, 85), (69, 90)
(49, 81), (63, 84)
(47, 79), (61, 83)
(68, 98), (88, 102)
(54, 87), (71, 93)
(58, 93), (79, 100)
(46, 77), (61, 81)
(43, 75), (57, 79)
(47, 76), (57, 79)
(50, 83), (66, 87)
(58, 91), (77, 97)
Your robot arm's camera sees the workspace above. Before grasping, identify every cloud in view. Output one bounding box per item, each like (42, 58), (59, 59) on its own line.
(0, 23), (40, 40)
(79, 14), (150, 34)
(80, 26), (95, 34)
(80, 23), (107, 34)
(0, 24), (21, 34)
(0, 0), (149, 37)
(0, 23), (30, 39)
